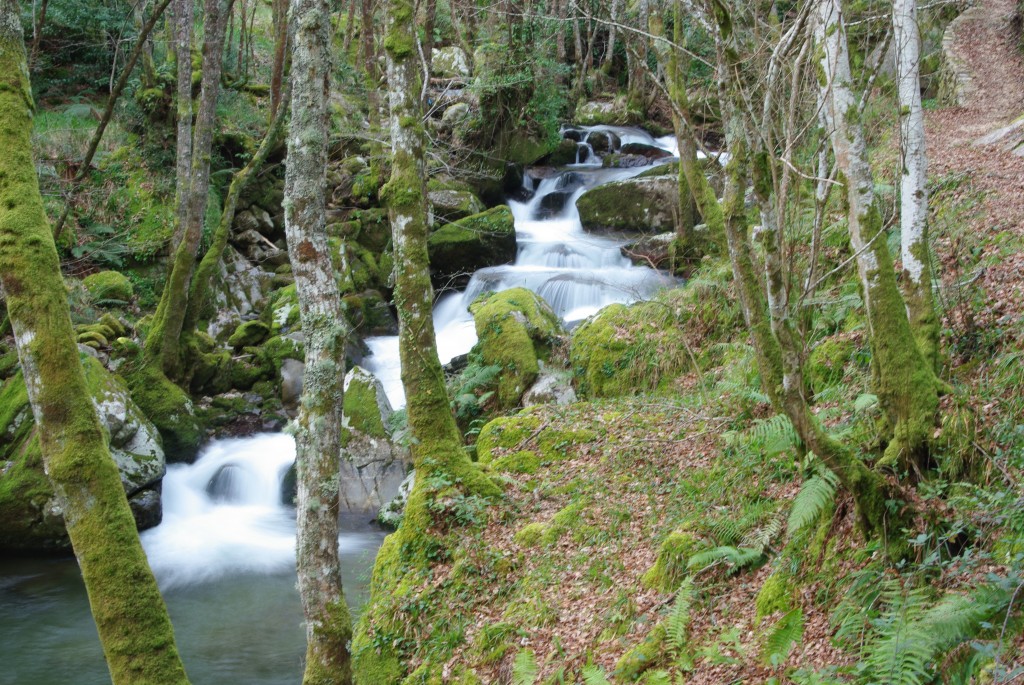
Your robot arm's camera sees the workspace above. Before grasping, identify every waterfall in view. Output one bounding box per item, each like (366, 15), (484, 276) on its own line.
(363, 126), (680, 409)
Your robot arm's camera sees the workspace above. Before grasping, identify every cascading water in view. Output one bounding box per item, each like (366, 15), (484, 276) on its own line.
(363, 125), (680, 408)
(0, 434), (387, 685)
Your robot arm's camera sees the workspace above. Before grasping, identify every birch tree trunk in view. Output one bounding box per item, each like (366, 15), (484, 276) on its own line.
(894, 0), (939, 369)
(0, 5), (190, 682)
(146, 0), (229, 380)
(816, 0), (938, 470)
(285, 0), (353, 681)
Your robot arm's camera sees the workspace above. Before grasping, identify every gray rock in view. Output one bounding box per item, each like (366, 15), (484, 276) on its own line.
(378, 471), (414, 528)
(522, 366), (577, 406)
(432, 46), (470, 78)
(280, 358), (304, 410)
(576, 176), (678, 236)
(429, 189), (485, 224)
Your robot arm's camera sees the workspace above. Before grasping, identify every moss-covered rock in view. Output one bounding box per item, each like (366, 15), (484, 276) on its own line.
(427, 205), (517, 289)
(575, 177), (678, 236)
(428, 189), (485, 225)
(344, 366), (392, 440)
(755, 571), (794, 620)
(641, 530), (701, 592)
(125, 364), (203, 462)
(0, 357), (166, 551)
(82, 270), (134, 303)
(228, 320), (271, 349)
(612, 624), (666, 681)
(469, 288), (565, 410)
(490, 450), (540, 474)
(575, 98), (633, 126)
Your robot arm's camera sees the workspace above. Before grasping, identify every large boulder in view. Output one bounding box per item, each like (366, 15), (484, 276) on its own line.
(82, 270), (133, 303)
(431, 46), (471, 79)
(576, 176), (678, 236)
(0, 357), (166, 551)
(429, 189), (485, 225)
(575, 98), (631, 126)
(339, 367), (409, 513)
(428, 205), (517, 290)
(469, 288), (566, 410)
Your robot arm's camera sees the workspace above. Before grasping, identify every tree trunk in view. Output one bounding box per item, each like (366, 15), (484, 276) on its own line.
(135, 0), (159, 89)
(270, 0), (289, 117)
(421, 0), (437, 80)
(0, 5), (190, 682)
(816, 0), (938, 470)
(894, 0), (939, 369)
(185, 85), (290, 334)
(285, 0), (354, 680)
(28, 0), (47, 69)
(342, 0), (357, 55)
(172, 0), (194, 245)
(604, 0), (621, 66)
(146, 0), (230, 381)
(382, 0), (500, 502)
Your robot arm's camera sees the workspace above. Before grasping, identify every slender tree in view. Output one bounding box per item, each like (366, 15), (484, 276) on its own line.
(146, 0), (230, 380)
(284, 0), (354, 680)
(172, 0), (194, 244)
(0, 3), (190, 682)
(816, 0), (939, 470)
(894, 0), (939, 369)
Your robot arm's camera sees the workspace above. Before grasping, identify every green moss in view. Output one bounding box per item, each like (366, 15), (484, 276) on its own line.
(344, 368), (389, 439)
(755, 572), (793, 621)
(473, 621), (522, 664)
(490, 450), (540, 474)
(476, 415), (542, 464)
(469, 288), (564, 410)
(807, 337), (855, 395)
(82, 270), (133, 302)
(514, 521), (548, 547)
(641, 530), (701, 592)
(125, 365), (202, 461)
(427, 206), (517, 280)
(612, 624), (666, 681)
(227, 320), (271, 348)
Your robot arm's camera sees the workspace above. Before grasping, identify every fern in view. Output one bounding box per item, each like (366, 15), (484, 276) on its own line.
(687, 545), (764, 572)
(762, 608), (804, 666)
(512, 649), (539, 685)
(747, 414), (800, 457)
(741, 514), (785, 554)
(581, 665), (611, 685)
(787, 469), (839, 538)
(666, 578), (695, 654)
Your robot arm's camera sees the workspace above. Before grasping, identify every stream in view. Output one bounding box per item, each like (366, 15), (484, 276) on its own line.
(0, 434), (386, 685)
(363, 125), (680, 408)
(0, 125), (680, 683)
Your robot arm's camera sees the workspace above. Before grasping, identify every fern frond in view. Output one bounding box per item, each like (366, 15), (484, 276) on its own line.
(747, 414), (800, 456)
(762, 608), (804, 665)
(666, 578), (695, 654)
(787, 470), (839, 538)
(581, 665), (611, 685)
(687, 546), (763, 572)
(512, 650), (538, 685)
(639, 670), (672, 685)
(741, 514), (785, 553)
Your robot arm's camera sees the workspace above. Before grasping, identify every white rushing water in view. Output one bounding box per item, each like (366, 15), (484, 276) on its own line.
(362, 125), (680, 409)
(141, 433), (377, 590)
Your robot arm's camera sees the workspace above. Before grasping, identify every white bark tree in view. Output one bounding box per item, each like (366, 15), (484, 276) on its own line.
(284, 0), (354, 680)
(894, 0), (939, 368)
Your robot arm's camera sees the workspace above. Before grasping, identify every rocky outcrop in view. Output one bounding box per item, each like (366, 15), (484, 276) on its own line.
(429, 189), (486, 224)
(339, 367), (410, 513)
(428, 205), (517, 290)
(0, 357), (166, 551)
(576, 176), (678, 236)
(469, 288), (567, 410)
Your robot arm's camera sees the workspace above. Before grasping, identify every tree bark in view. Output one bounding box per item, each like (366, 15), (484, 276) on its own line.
(146, 0), (230, 381)
(285, 0), (354, 681)
(0, 4), (190, 682)
(184, 85), (290, 334)
(172, 0), (195, 245)
(816, 0), (938, 470)
(382, 0), (500, 501)
(894, 0), (939, 370)
(271, 0), (289, 118)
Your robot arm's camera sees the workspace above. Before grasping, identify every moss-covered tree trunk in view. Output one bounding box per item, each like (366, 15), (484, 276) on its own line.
(146, 0), (229, 380)
(172, 0), (194, 243)
(381, 0), (499, 505)
(270, 0), (288, 118)
(184, 85), (290, 333)
(0, 5), (190, 682)
(816, 0), (939, 470)
(284, 0), (353, 681)
(894, 0), (940, 369)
